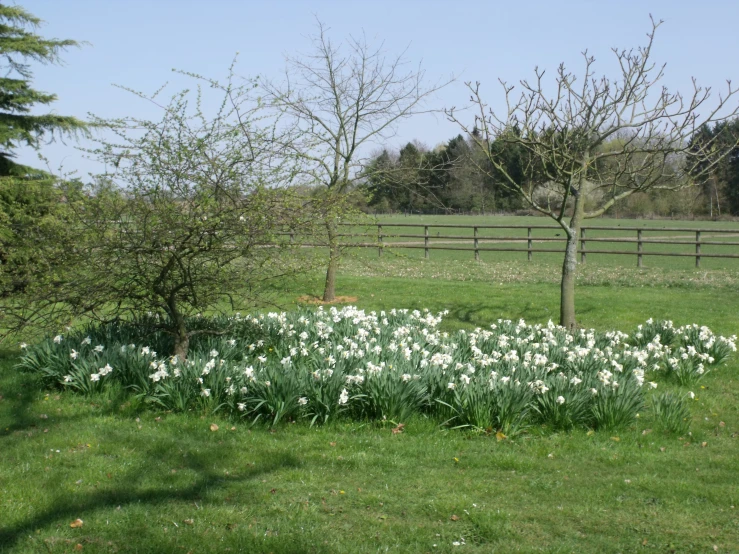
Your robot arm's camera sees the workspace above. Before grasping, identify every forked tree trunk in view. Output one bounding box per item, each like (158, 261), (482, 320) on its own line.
(322, 222), (339, 302)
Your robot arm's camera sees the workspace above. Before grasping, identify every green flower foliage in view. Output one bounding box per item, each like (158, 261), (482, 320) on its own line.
(17, 308), (736, 434)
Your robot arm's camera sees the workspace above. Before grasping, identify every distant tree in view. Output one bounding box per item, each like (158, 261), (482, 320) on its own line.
(264, 21), (450, 301)
(688, 119), (739, 216)
(448, 17), (739, 329)
(729, 129), (739, 215)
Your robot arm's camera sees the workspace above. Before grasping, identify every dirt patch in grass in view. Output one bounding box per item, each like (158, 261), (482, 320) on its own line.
(297, 295), (359, 305)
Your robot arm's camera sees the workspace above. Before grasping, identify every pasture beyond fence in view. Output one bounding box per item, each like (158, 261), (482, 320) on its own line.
(301, 223), (739, 268)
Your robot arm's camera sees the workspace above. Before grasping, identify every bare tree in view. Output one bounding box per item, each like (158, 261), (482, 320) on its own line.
(265, 21), (451, 302)
(448, 17), (739, 330)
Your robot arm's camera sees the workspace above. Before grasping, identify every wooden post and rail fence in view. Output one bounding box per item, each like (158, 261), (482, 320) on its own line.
(283, 223), (739, 267)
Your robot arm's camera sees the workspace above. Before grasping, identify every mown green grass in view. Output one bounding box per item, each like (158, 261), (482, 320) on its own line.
(2, 248), (739, 553)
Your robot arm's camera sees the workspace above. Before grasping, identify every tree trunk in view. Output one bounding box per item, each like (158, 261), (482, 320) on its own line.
(170, 306), (189, 361)
(559, 192), (584, 331)
(559, 228), (578, 331)
(173, 329), (189, 361)
(322, 221), (339, 302)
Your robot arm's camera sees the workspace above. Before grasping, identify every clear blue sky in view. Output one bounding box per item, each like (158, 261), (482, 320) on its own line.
(17, 0), (739, 178)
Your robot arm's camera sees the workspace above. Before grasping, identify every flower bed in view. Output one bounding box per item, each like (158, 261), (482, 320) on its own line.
(18, 307), (736, 433)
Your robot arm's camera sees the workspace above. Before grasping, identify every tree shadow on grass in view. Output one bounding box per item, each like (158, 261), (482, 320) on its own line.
(0, 364), (139, 438)
(444, 300), (559, 330)
(0, 428), (307, 551)
(0, 357), (322, 551)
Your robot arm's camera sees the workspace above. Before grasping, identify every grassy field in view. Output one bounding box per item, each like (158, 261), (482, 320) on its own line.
(2, 224), (739, 553)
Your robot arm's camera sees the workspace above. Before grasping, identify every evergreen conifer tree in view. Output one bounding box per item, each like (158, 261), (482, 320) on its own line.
(0, 3), (86, 175)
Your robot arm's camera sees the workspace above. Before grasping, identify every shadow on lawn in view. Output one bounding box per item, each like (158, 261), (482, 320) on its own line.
(0, 360), (118, 438)
(0, 354), (51, 436)
(0, 428), (305, 551)
(0, 360), (319, 552)
(445, 300), (560, 329)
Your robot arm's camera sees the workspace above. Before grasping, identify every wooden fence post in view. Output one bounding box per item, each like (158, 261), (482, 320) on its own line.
(580, 228), (586, 263)
(424, 226), (429, 259)
(474, 227), (479, 261)
(527, 227), (532, 261)
(378, 225), (383, 257)
(696, 231), (701, 268)
(637, 229), (643, 268)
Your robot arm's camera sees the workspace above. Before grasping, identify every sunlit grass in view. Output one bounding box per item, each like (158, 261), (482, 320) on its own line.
(2, 251), (739, 552)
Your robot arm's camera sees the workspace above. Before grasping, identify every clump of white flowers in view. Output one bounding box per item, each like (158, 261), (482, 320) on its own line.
(18, 307), (736, 432)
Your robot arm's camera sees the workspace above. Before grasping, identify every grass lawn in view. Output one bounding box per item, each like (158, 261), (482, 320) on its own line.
(2, 244), (739, 553)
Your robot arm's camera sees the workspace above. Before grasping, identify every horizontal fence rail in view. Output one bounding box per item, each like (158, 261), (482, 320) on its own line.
(278, 223), (739, 267)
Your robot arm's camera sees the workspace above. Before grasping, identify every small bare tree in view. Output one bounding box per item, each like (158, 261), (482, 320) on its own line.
(448, 17), (739, 330)
(265, 21), (451, 302)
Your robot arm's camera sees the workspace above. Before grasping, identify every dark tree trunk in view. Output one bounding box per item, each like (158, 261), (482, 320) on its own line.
(169, 302), (189, 361)
(322, 222), (339, 302)
(173, 329), (189, 362)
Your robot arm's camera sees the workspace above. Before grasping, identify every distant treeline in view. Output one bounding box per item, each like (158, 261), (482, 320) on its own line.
(355, 120), (739, 219)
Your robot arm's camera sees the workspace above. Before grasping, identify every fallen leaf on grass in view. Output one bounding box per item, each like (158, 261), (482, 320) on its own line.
(495, 430), (507, 441)
(701, 442), (708, 447)
(69, 519), (84, 528)
(610, 436), (620, 442)
(450, 514), (460, 521)
(74, 544), (83, 551)
(183, 519), (194, 525)
(209, 423), (219, 432)
(329, 442), (336, 447)
(641, 429), (652, 435)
